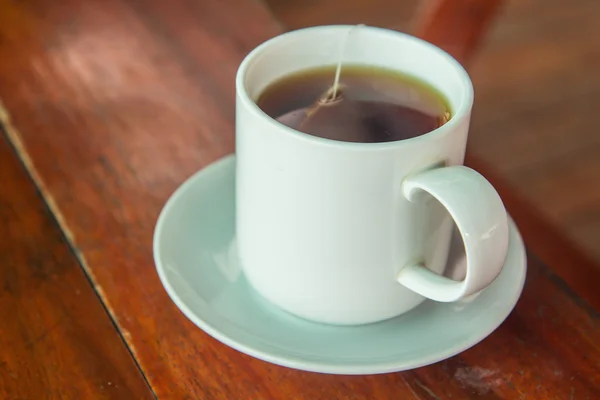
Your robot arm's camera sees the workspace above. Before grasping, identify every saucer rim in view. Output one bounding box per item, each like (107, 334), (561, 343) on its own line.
(153, 154), (527, 375)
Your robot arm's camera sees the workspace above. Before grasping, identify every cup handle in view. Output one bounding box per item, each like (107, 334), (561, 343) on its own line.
(397, 166), (509, 302)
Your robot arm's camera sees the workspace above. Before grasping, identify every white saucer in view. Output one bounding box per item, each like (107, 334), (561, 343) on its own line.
(153, 155), (527, 375)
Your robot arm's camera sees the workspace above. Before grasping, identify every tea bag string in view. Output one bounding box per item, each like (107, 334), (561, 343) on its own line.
(328, 24), (365, 102)
(298, 24), (365, 131)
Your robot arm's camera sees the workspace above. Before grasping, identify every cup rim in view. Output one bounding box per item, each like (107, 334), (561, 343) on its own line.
(236, 25), (474, 150)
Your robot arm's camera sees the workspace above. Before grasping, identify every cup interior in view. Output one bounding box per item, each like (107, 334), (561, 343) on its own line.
(239, 25), (473, 118)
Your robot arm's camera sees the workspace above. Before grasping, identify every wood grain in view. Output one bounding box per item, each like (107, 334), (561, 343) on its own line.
(266, 0), (418, 31)
(0, 0), (599, 398)
(414, 0), (505, 65)
(0, 128), (154, 398)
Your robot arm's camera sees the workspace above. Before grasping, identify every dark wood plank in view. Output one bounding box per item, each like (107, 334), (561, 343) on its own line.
(266, 0), (418, 31)
(0, 0), (599, 398)
(0, 127), (154, 398)
(567, 208), (600, 265)
(414, 0), (505, 65)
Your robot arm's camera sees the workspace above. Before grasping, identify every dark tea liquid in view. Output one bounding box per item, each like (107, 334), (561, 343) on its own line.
(256, 64), (451, 143)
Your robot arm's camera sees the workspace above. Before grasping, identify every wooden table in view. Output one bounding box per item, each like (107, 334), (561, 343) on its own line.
(0, 0), (599, 398)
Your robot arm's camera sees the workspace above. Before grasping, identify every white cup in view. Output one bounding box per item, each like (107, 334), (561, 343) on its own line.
(235, 25), (509, 325)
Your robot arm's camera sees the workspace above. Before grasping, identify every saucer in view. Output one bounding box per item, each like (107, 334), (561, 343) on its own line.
(153, 154), (527, 375)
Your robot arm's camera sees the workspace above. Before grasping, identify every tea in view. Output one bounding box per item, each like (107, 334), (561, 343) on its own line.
(256, 65), (451, 143)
